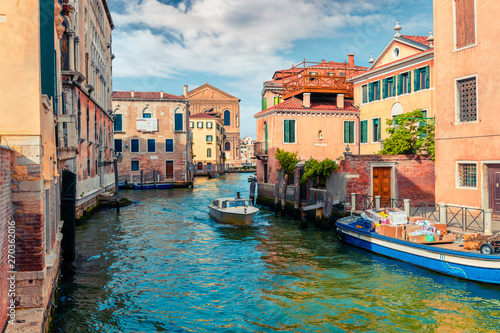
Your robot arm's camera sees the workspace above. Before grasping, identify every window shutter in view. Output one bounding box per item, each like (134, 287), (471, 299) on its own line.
(424, 66), (430, 89)
(114, 114), (122, 131)
(368, 83), (374, 102)
(414, 69), (420, 92)
(274, 96), (278, 105)
(377, 119), (381, 141)
(375, 81), (380, 100)
(392, 76), (396, 96)
(397, 74), (402, 95)
(361, 121), (367, 143)
(382, 78), (388, 99)
(290, 120), (296, 143)
(344, 122), (349, 143)
(407, 71), (412, 93)
(284, 120), (290, 143)
(175, 113), (183, 131)
(262, 98), (267, 110)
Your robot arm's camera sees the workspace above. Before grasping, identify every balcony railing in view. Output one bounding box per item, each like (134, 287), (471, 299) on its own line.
(254, 142), (268, 159)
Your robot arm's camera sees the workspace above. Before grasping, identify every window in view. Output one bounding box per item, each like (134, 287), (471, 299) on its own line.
(369, 81), (380, 102)
(398, 72), (411, 95)
(457, 76), (477, 122)
(197, 122), (203, 129)
(225, 142), (231, 151)
(262, 98), (267, 111)
(224, 110), (231, 126)
(393, 46), (400, 59)
(457, 163), (477, 188)
(344, 121), (355, 144)
(114, 114), (122, 131)
(165, 139), (174, 153)
(207, 148), (212, 157)
(142, 109), (152, 118)
(174, 109), (183, 131)
(207, 122), (213, 129)
(206, 135), (213, 142)
(87, 158), (91, 176)
(131, 160), (139, 171)
(115, 139), (123, 152)
(217, 123), (220, 131)
(361, 85), (368, 104)
(147, 139), (155, 152)
(318, 130), (323, 140)
(283, 119), (296, 143)
(383, 76), (396, 98)
(273, 96), (282, 105)
(414, 66), (430, 92)
(372, 118), (381, 142)
(360, 120), (368, 143)
(189, 121), (194, 128)
(455, 0), (476, 49)
(131, 138), (139, 153)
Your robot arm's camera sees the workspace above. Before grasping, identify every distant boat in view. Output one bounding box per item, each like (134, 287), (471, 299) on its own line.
(134, 183), (173, 189)
(208, 198), (259, 227)
(208, 171), (219, 179)
(248, 175), (257, 182)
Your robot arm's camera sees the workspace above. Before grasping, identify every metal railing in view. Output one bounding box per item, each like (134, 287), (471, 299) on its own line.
(351, 193), (493, 234)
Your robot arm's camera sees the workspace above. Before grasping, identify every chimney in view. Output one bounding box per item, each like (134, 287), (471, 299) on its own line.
(160, 90), (164, 99)
(347, 54), (355, 68)
(183, 85), (188, 97)
(303, 93), (311, 109)
(131, 90), (134, 98)
(337, 94), (344, 109)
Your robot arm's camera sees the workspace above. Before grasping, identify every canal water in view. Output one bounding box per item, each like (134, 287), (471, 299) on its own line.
(54, 173), (500, 332)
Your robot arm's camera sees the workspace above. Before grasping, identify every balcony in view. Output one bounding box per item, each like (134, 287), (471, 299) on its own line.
(282, 60), (364, 99)
(254, 142), (268, 161)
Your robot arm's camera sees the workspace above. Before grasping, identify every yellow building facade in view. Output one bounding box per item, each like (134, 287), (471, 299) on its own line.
(352, 29), (434, 154)
(190, 113), (224, 175)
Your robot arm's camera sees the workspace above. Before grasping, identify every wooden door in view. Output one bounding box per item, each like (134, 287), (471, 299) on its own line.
(490, 167), (500, 216)
(166, 161), (174, 179)
(373, 167), (391, 199)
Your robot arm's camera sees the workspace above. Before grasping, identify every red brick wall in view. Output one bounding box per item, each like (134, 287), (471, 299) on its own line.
(0, 147), (13, 329)
(340, 154), (435, 202)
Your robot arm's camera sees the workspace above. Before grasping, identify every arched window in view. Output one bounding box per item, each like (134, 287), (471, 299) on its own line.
(142, 107), (152, 118)
(207, 148), (212, 158)
(318, 130), (323, 139)
(224, 110), (230, 126)
(174, 108), (183, 131)
(224, 142), (231, 152)
(264, 121), (268, 154)
(197, 162), (203, 170)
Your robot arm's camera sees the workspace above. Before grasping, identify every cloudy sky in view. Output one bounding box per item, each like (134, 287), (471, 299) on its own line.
(108, 0), (433, 138)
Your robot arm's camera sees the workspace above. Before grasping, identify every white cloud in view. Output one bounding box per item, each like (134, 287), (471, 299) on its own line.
(110, 0), (388, 80)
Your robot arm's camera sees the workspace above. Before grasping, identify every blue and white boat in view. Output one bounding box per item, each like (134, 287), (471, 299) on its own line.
(336, 215), (500, 285)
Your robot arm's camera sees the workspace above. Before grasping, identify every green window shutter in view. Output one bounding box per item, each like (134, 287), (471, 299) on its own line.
(368, 83), (374, 102)
(375, 81), (380, 100)
(344, 122), (349, 143)
(290, 120), (296, 143)
(361, 120), (367, 143)
(407, 71), (412, 93)
(350, 122), (355, 143)
(114, 114), (122, 131)
(397, 74), (402, 95)
(382, 79), (388, 99)
(414, 69), (420, 92)
(284, 120), (290, 143)
(262, 98), (267, 110)
(425, 65), (430, 89)
(392, 76), (396, 97)
(377, 119), (381, 141)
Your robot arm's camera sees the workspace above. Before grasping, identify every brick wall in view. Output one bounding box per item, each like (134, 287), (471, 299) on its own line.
(340, 154), (435, 202)
(0, 147), (13, 329)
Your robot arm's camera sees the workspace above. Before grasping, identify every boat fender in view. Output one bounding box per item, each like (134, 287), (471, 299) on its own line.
(336, 228), (345, 241)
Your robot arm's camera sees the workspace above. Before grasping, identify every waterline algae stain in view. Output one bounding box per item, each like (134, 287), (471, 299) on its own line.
(54, 174), (500, 332)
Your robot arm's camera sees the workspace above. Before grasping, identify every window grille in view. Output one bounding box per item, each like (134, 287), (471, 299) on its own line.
(458, 163), (477, 187)
(458, 77), (477, 122)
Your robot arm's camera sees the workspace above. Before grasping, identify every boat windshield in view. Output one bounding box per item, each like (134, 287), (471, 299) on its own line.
(229, 200), (252, 208)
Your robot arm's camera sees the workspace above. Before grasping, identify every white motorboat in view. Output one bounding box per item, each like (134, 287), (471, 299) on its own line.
(208, 198), (259, 226)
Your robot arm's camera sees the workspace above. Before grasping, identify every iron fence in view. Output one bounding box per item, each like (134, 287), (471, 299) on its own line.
(445, 205), (484, 232)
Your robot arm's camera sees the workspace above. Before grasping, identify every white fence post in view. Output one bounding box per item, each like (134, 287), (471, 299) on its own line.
(439, 202), (446, 224)
(484, 209), (493, 236)
(404, 199), (410, 217)
(375, 196), (381, 210)
(351, 193), (356, 212)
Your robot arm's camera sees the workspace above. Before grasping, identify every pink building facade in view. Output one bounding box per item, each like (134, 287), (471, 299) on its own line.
(434, 0), (500, 217)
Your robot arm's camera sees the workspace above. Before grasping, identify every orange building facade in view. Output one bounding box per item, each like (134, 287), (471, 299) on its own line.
(352, 29), (435, 155)
(434, 0), (500, 217)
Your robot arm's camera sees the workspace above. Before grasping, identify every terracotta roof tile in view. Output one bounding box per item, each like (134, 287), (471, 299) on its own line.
(254, 97), (358, 117)
(112, 91), (185, 100)
(401, 35), (431, 46)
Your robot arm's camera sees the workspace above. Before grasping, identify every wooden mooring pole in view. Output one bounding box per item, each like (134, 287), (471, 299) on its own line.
(249, 178), (256, 204)
(281, 174), (288, 216)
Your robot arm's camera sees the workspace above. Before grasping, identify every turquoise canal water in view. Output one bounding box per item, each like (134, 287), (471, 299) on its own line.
(54, 173), (500, 332)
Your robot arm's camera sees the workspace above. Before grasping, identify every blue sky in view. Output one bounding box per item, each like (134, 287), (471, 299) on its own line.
(108, 0), (433, 138)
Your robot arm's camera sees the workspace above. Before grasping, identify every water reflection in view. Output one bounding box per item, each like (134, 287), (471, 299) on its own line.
(55, 173), (500, 332)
